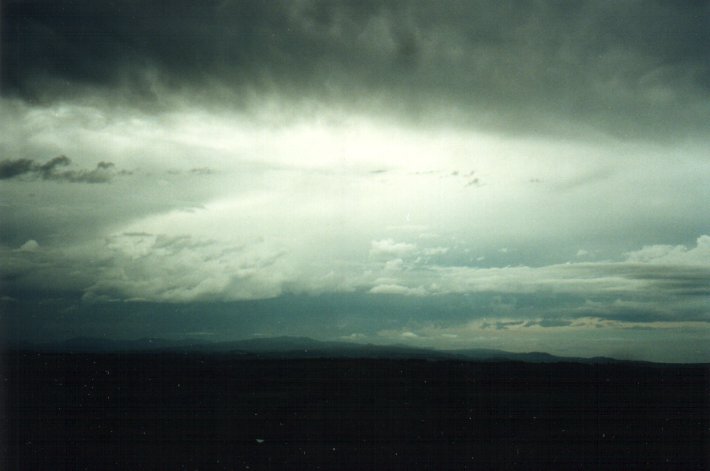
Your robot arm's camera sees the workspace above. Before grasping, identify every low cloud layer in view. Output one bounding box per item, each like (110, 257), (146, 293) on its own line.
(3, 229), (708, 323)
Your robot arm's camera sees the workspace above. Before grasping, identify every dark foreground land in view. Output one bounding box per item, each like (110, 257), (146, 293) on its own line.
(3, 352), (708, 470)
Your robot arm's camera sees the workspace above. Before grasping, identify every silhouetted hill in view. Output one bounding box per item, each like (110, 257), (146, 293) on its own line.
(449, 348), (625, 364)
(15, 335), (675, 365)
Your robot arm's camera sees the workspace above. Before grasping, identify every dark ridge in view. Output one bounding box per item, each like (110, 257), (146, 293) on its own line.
(4, 351), (707, 470)
(11, 335), (700, 366)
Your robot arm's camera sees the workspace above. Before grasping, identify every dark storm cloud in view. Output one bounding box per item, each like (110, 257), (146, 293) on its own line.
(0, 158), (34, 178)
(3, 0), (709, 136)
(0, 156), (116, 183)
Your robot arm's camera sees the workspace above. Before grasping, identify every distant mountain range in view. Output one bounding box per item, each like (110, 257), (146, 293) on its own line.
(10, 335), (639, 364)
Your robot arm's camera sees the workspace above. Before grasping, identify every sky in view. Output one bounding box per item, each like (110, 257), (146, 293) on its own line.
(1, 0), (709, 362)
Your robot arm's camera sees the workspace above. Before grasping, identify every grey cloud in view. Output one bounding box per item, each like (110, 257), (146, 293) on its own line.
(0, 156), (117, 183)
(38, 155), (72, 178)
(0, 158), (35, 178)
(425, 235), (710, 301)
(572, 299), (709, 324)
(355, 236), (710, 325)
(626, 269), (710, 297)
(3, 0), (709, 137)
(0, 243), (96, 295)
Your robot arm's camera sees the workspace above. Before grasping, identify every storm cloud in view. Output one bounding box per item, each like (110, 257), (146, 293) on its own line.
(4, 0), (710, 137)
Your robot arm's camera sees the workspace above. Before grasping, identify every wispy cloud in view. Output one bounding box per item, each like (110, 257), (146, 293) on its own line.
(0, 156), (117, 183)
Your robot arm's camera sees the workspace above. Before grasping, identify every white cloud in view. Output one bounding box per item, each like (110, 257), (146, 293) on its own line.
(370, 239), (417, 257)
(4, 226), (709, 316)
(369, 284), (427, 296)
(384, 258), (405, 271)
(18, 239), (40, 252)
(422, 247), (449, 256)
(624, 235), (710, 265)
(82, 233), (292, 302)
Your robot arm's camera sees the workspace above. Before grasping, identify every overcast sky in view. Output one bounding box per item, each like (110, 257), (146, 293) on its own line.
(2, 0), (709, 361)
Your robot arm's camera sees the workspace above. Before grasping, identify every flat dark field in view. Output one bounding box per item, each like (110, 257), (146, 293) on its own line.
(3, 352), (708, 470)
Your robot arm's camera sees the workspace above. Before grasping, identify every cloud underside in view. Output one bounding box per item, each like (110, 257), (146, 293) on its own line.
(3, 0), (710, 138)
